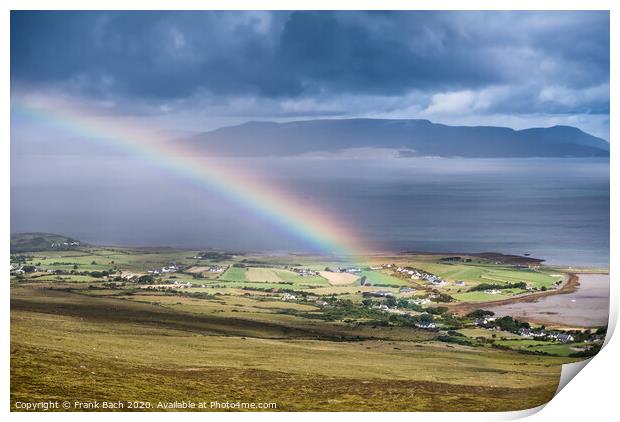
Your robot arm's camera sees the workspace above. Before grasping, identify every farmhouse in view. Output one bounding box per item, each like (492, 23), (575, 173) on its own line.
(11, 266), (25, 275)
(148, 264), (180, 275)
(144, 281), (191, 290)
(409, 297), (431, 306)
(554, 333), (575, 343)
(474, 317), (496, 329)
(484, 289), (502, 295)
(373, 290), (394, 298)
(339, 267), (362, 274)
(293, 268), (319, 277)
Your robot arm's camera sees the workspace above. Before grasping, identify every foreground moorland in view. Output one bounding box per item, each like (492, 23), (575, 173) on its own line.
(10, 234), (608, 411)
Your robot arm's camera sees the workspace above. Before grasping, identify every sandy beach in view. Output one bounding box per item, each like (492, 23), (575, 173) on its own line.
(448, 273), (580, 315)
(467, 273), (610, 327)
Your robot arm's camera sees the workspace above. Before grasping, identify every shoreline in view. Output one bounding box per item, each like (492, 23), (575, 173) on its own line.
(447, 273), (582, 316)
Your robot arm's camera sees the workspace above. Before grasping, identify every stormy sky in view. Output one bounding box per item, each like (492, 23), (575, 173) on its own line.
(11, 10), (610, 140)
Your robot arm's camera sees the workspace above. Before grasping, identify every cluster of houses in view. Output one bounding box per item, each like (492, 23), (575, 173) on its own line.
(51, 241), (80, 248)
(143, 280), (193, 290)
(10, 263), (24, 274)
(520, 328), (575, 343)
(372, 303), (407, 315)
(484, 289), (502, 295)
(147, 265), (179, 275)
(325, 266), (362, 274)
(415, 321), (437, 329)
(10, 264), (51, 275)
(369, 264), (394, 270)
(204, 266), (225, 273)
(474, 317), (497, 329)
(409, 297), (432, 306)
(280, 292), (327, 306)
(292, 268), (319, 277)
(474, 317), (575, 343)
(517, 327), (547, 338)
(395, 267), (447, 286)
(369, 302), (437, 329)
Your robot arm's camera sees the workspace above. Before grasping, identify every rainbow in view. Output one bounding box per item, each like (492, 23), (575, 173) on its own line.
(11, 94), (376, 261)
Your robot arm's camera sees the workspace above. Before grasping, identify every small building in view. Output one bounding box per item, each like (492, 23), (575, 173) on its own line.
(484, 289), (502, 295)
(556, 333), (575, 343)
(409, 297), (431, 306)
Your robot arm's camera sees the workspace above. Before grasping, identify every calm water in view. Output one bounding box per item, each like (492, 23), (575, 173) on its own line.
(11, 156), (609, 267)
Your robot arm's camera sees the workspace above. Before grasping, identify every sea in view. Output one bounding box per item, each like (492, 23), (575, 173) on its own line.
(11, 156), (609, 268)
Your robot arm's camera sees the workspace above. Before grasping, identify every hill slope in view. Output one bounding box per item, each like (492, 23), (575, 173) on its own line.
(185, 119), (609, 158)
(10, 233), (82, 253)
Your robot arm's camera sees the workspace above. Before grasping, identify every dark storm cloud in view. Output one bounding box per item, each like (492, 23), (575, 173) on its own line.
(10, 10), (610, 133)
(274, 12), (506, 95)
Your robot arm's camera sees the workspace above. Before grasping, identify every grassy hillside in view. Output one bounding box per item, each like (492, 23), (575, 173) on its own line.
(10, 232), (81, 253)
(11, 245), (601, 411)
(11, 286), (568, 411)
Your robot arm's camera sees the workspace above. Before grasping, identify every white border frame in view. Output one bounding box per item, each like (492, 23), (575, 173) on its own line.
(2, 2), (616, 421)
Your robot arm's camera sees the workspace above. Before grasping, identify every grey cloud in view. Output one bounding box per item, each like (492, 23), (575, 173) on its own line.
(10, 10), (610, 138)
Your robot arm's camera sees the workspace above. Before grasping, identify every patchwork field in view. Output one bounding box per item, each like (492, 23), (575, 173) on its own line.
(10, 242), (605, 412)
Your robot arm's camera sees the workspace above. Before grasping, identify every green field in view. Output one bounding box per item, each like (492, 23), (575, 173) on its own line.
(361, 270), (408, 286)
(451, 288), (525, 303)
(246, 267), (327, 285)
(493, 339), (590, 357)
(219, 266), (248, 282)
(11, 243), (599, 411)
(399, 258), (560, 292)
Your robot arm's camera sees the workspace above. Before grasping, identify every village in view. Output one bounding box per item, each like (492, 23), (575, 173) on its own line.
(9, 245), (605, 358)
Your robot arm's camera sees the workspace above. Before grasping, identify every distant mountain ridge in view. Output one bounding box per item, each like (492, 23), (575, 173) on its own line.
(185, 118), (609, 158)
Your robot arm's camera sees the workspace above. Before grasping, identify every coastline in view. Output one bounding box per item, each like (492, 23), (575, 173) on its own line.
(447, 272), (610, 328)
(447, 273), (582, 316)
